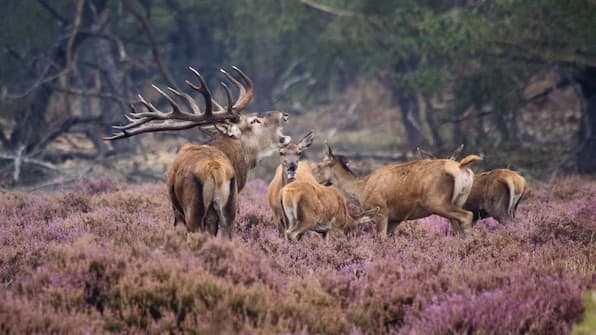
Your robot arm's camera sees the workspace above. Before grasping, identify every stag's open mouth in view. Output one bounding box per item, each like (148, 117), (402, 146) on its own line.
(277, 128), (291, 145)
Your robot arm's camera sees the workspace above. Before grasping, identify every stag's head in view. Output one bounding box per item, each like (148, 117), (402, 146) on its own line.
(278, 130), (314, 182)
(105, 66), (290, 158)
(317, 144), (354, 185)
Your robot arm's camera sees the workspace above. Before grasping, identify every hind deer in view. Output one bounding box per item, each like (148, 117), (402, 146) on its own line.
(280, 179), (379, 241)
(417, 145), (528, 224)
(317, 145), (482, 238)
(267, 130), (317, 235)
(106, 66), (290, 238)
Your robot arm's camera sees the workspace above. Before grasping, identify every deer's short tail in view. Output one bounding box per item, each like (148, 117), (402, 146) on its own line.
(459, 155), (482, 168)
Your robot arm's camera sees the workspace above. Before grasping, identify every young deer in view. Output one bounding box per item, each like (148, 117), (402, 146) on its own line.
(418, 145), (528, 224)
(280, 179), (379, 241)
(317, 145), (482, 238)
(106, 67), (290, 238)
(267, 130), (317, 235)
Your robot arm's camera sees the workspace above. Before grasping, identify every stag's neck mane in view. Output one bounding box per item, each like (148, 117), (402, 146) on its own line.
(209, 136), (257, 191)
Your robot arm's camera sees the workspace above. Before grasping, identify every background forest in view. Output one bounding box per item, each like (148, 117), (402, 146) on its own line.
(0, 0), (595, 186)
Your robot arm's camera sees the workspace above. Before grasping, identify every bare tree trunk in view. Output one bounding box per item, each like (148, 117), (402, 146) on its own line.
(494, 112), (510, 145)
(576, 67), (596, 173)
(81, 3), (132, 154)
(9, 86), (53, 153)
(424, 98), (444, 148)
(396, 94), (428, 149)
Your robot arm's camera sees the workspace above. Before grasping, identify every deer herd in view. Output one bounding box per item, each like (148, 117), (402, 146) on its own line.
(107, 66), (528, 241)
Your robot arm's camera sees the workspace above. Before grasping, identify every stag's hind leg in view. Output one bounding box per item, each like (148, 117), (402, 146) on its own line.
(215, 178), (237, 239)
(168, 178), (186, 226)
(179, 176), (209, 233)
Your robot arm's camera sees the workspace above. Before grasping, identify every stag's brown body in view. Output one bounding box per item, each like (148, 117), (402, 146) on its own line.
(168, 138), (245, 236)
(318, 147), (482, 237)
(464, 169), (528, 223)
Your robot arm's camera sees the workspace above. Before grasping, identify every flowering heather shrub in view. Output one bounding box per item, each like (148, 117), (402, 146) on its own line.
(0, 177), (594, 334)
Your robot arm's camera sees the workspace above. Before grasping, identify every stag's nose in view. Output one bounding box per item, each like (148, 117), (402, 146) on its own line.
(283, 113), (289, 122)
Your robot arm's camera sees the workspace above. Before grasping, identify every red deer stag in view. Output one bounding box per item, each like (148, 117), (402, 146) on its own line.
(417, 146), (528, 224)
(267, 130), (317, 235)
(317, 145), (482, 238)
(106, 66), (290, 238)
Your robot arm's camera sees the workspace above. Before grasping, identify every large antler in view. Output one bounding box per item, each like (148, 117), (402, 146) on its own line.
(105, 66), (254, 140)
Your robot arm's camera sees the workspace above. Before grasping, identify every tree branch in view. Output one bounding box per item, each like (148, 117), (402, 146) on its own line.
(49, 85), (134, 104)
(33, 116), (102, 156)
(36, 0), (68, 25)
(122, 0), (179, 90)
(441, 110), (492, 125)
(496, 39), (596, 69)
(0, 128), (8, 148)
(300, 0), (356, 17)
(66, 0), (86, 71)
(2, 0), (86, 100)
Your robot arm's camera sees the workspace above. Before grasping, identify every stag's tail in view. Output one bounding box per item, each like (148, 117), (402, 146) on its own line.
(200, 162), (228, 234)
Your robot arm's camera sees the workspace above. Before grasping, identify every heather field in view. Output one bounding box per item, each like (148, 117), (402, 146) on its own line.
(1, 176), (595, 334)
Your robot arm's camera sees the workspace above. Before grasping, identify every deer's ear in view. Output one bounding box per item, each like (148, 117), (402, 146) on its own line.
(215, 122), (241, 138)
(358, 206), (380, 224)
(298, 130), (315, 150)
(416, 147), (435, 160)
(324, 143), (334, 157)
(448, 144), (465, 160)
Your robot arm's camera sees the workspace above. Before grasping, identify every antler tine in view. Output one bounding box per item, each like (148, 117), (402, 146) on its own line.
(105, 119), (201, 140)
(167, 87), (203, 115)
(220, 82), (237, 117)
(187, 66), (213, 116)
(221, 66), (254, 111)
(151, 84), (184, 116)
(113, 105), (147, 130)
(220, 68), (245, 108)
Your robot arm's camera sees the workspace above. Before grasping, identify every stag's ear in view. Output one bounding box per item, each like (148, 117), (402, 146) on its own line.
(358, 206), (380, 224)
(298, 130), (315, 150)
(215, 122), (241, 138)
(448, 144), (465, 160)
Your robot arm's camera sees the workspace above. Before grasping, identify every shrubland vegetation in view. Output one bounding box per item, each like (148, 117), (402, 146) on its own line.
(1, 176), (595, 333)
